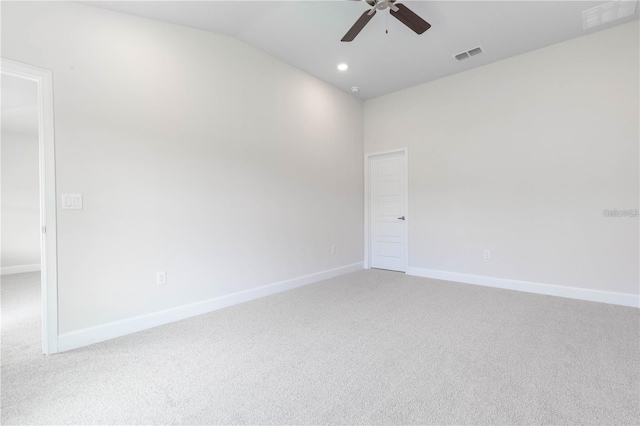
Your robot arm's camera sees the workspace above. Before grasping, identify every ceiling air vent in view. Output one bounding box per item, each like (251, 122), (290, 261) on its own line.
(582, 1), (637, 30)
(454, 46), (484, 61)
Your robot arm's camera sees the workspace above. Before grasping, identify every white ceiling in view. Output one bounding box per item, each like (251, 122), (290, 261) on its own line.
(84, 1), (637, 99)
(1, 74), (39, 136)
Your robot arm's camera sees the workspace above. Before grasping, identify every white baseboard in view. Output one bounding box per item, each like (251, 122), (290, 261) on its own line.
(57, 262), (364, 353)
(1, 264), (41, 275)
(406, 267), (639, 308)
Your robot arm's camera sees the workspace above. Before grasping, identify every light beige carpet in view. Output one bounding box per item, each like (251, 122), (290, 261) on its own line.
(2, 269), (639, 425)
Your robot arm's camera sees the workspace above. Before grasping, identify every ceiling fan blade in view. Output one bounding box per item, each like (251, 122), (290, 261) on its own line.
(341, 9), (376, 42)
(390, 3), (431, 35)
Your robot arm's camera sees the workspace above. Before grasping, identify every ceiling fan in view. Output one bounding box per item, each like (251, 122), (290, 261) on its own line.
(342, 0), (431, 42)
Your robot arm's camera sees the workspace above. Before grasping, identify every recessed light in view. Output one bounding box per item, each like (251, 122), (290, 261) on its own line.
(337, 63), (349, 71)
(351, 86), (360, 93)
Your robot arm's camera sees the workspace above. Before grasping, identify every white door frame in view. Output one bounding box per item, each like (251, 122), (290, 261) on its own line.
(2, 58), (59, 354)
(364, 148), (409, 271)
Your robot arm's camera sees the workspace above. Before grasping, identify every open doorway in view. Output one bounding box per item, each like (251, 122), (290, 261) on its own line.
(1, 59), (58, 355)
(1, 74), (42, 360)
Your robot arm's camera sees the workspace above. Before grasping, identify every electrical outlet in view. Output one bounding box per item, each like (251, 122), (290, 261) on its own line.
(331, 245), (336, 255)
(484, 249), (491, 259)
(157, 271), (167, 286)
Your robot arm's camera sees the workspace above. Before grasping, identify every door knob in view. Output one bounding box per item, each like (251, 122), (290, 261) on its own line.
(397, 216), (405, 220)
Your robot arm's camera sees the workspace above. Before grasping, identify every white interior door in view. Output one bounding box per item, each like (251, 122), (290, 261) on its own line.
(369, 151), (407, 272)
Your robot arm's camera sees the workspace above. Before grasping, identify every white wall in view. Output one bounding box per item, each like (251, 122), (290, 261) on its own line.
(1, 131), (41, 270)
(365, 21), (639, 296)
(1, 2), (364, 335)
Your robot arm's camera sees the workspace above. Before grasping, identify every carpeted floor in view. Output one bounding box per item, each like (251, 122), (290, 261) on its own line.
(2, 270), (639, 425)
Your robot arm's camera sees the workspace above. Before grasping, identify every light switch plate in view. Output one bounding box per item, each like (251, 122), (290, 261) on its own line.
(61, 194), (83, 210)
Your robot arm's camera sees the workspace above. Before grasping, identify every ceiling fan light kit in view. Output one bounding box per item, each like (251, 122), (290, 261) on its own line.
(342, 0), (431, 42)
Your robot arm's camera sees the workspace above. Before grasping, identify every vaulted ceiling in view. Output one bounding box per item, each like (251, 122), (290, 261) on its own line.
(85, 1), (639, 99)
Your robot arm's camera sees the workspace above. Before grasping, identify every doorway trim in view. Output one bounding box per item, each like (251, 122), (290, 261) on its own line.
(2, 58), (59, 354)
(364, 148), (409, 271)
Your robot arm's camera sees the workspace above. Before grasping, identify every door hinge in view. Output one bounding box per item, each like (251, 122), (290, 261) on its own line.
(42, 225), (46, 234)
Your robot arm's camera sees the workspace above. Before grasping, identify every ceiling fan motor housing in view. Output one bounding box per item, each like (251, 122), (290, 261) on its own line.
(375, 0), (391, 11)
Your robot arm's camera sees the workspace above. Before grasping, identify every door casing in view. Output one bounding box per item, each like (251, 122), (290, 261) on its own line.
(1, 58), (59, 354)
